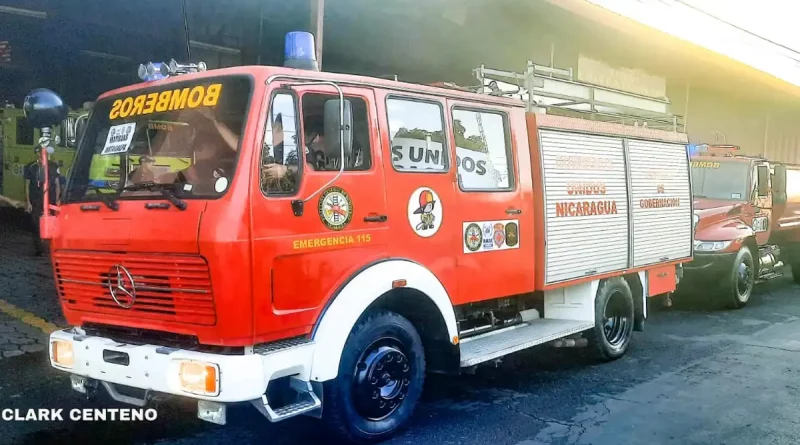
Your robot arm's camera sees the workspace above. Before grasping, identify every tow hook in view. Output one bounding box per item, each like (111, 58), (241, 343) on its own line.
(70, 375), (99, 401)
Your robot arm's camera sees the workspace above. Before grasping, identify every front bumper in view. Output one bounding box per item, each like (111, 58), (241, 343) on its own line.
(49, 329), (315, 404)
(683, 252), (737, 279)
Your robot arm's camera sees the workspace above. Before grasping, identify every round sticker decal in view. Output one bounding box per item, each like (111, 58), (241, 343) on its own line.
(505, 222), (519, 247)
(214, 177), (229, 193)
(318, 187), (353, 231)
(464, 223), (482, 252)
(407, 187), (443, 237)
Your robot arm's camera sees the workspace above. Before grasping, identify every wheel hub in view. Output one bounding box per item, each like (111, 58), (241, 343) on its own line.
(736, 259), (753, 300)
(353, 343), (411, 421)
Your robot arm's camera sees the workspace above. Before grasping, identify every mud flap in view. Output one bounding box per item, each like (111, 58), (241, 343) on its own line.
(633, 272), (646, 332)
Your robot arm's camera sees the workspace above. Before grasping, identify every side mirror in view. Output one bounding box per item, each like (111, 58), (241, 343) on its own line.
(74, 114), (89, 144)
(774, 164), (787, 205)
(63, 114), (89, 148)
(324, 99), (353, 165)
(23, 89), (67, 129)
(757, 165), (770, 197)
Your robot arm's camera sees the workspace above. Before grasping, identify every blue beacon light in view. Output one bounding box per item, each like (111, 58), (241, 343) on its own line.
(283, 31), (319, 71)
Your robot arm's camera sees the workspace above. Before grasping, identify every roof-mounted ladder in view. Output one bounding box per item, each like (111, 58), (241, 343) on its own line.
(473, 61), (684, 132)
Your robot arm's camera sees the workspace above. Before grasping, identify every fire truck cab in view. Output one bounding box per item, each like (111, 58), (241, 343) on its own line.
(28, 33), (694, 443)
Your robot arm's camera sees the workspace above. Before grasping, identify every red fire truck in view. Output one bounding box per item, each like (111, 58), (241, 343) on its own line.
(682, 143), (799, 308)
(27, 33), (694, 443)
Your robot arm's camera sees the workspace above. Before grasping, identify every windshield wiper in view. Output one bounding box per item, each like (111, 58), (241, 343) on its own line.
(85, 184), (120, 211)
(122, 182), (187, 211)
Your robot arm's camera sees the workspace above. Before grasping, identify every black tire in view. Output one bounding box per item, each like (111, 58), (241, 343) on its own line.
(587, 277), (635, 362)
(322, 310), (426, 444)
(791, 261), (800, 286)
(725, 246), (755, 309)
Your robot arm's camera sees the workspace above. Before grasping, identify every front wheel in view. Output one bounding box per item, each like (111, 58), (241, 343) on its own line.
(726, 246), (755, 309)
(322, 310), (426, 444)
(791, 260), (800, 285)
(588, 277), (635, 361)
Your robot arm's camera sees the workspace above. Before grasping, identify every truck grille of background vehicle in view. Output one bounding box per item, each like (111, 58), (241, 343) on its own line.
(252, 336), (312, 355)
(53, 251), (216, 325)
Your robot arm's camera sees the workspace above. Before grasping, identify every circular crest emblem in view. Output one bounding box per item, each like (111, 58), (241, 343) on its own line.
(318, 187), (353, 231)
(407, 187), (443, 237)
(505, 222), (519, 247)
(464, 223), (482, 252)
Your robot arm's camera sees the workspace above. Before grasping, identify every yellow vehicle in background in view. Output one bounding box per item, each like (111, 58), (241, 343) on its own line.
(2, 105), (192, 203)
(85, 120), (193, 190)
(0, 106), (85, 207)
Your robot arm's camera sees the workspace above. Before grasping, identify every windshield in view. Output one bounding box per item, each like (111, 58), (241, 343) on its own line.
(63, 75), (252, 203)
(691, 159), (750, 200)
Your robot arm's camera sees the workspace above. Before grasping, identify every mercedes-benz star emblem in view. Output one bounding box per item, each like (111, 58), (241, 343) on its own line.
(108, 265), (136, 309)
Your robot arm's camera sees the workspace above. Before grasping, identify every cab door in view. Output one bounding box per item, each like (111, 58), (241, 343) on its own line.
(250, 83), (388, 341)
(752, 161), (772, 245)
(447, 102), (535, 305)
(378, 92), (459, 297)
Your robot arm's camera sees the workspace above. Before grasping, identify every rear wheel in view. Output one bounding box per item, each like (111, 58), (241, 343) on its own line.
(588, 277), (635, 361)
(725, 246), (754, 309)
(323, 310), (425, 444)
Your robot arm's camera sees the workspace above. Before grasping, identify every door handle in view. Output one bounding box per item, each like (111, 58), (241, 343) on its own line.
(506, 208), (522, 215)
(364, 214), (388, 223)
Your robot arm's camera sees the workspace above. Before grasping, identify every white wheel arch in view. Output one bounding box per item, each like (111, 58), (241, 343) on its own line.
(309, 259), (458, 382)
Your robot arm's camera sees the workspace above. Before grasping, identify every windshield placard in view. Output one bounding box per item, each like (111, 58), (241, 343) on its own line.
(109, 83), (222, 120)
(100, 123), (136, 155)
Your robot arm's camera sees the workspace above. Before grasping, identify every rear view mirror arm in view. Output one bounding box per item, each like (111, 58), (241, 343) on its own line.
(267, 77), (346, 215)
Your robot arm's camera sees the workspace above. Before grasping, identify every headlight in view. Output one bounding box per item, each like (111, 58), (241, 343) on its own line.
(177, 360), (220, 396)
(693, 213), (699, 231)
(51, 340), (74, 368)
(693, 240), (732, 252)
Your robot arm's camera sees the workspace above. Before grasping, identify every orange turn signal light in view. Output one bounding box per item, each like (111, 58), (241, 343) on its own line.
(178, 361), (219, 396)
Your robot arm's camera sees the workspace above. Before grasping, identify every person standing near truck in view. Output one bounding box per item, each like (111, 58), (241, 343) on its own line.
(24, 138), (60, 256)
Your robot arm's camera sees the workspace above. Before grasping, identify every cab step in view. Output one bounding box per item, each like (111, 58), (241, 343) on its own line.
(459, 319), (594, 367)
(251, 376), (321, 423)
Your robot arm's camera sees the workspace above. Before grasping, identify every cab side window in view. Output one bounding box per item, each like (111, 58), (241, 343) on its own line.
(387, 98), (448, 172)
(300, 93), (371, 171)
(261, 93), (301, 195)
(452, 108), (513, 191)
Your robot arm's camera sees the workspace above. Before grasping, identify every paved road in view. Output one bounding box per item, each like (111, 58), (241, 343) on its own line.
(2, 208), (800, 444)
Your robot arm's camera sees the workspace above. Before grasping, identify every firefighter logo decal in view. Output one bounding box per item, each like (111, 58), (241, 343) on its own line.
(407, 187), (443, 237)
(464, 223), (482, 252)
(318, 187), (353, 231)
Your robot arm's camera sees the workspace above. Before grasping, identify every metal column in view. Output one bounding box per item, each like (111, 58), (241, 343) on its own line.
(310, 0), (324, 68)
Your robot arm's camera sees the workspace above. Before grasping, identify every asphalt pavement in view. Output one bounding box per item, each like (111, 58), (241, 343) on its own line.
(2, 206), (800, 445)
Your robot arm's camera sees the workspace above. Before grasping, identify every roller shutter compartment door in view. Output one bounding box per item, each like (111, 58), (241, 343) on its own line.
(627, 139), (692, 266)
(539, 130), (629, 285)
